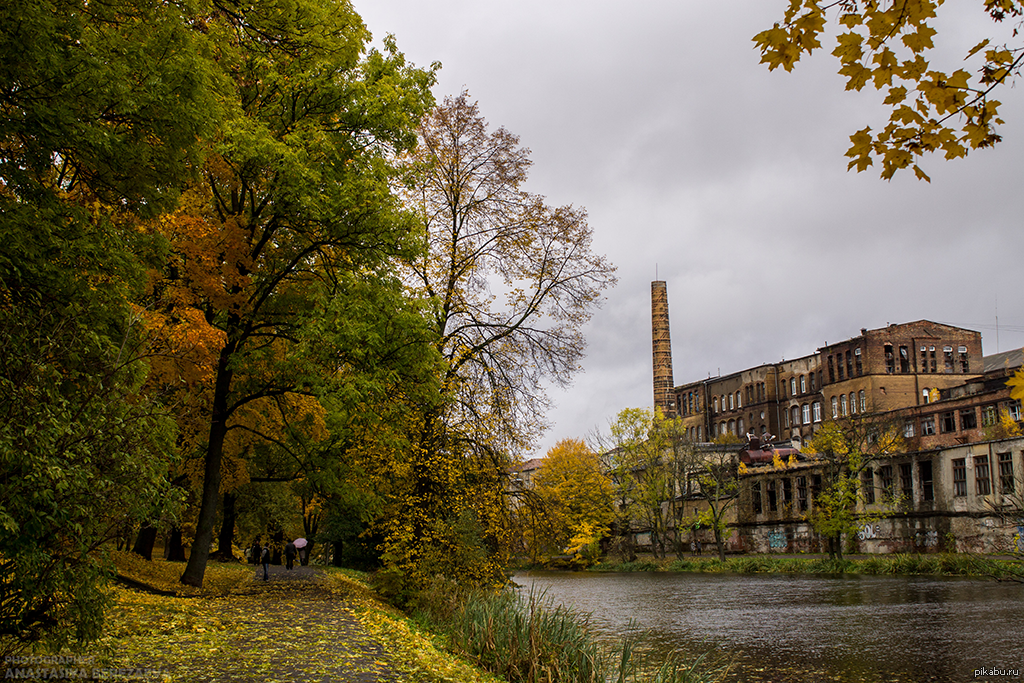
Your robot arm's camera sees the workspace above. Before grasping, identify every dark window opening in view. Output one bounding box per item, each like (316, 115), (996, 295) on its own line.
(767, 480), (778, 512)
(921, 417), (935, 436)
(885, 345), (895, 374)
(940, 412), (956, 433)
(828, 356), (835, 383)
(960, 408), (978, 431)
(797, 476), (808, 512)
(944, 346), (954, 373)
(752, 481), (763, 514)
(959, 346), (969, 373)
(919, 460), (934, 502)
(899, 345), (910, 373)
(855, 348), (863, 376)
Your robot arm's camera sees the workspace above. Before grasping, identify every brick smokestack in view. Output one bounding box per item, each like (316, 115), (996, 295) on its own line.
(651, 281), (674, 416)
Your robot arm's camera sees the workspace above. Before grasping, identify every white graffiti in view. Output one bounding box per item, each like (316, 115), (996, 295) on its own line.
(914, 530), (939, 547)
(856, 524), (881, 541)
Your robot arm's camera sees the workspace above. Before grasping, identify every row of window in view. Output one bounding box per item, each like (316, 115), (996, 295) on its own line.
(782, 402), (823, 428)
(831, 390), (867, 418)
(883, 344), (969, 375)
(905, 401), (1022, 438)
(827, 348), (863, 382)
(952, 452), (1017, 497)
(751, 475), (823, 514)
(860, 461), (934, 504)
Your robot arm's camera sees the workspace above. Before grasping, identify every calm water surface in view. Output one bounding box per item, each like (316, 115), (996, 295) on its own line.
(512, 571), (1024, 683)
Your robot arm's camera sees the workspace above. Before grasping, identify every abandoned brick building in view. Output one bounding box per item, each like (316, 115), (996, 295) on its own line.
(651, 281), (1024, 554)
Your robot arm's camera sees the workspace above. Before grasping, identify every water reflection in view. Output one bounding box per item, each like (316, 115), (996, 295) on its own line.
(512, 571), (1024, 683)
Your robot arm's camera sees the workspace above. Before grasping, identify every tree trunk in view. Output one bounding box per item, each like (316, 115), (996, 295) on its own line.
(132, 524), (158, 561)
(332, 540), (344, 567)
(714, 526), (726, 562)
(211, 492), (238, 562)
(180, 345), (234, 586)
(166, 526), (187, 562)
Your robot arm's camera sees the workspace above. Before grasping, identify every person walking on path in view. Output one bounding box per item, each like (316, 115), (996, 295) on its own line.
(284, 541), (297, 570)
(261, 545), (270, 581)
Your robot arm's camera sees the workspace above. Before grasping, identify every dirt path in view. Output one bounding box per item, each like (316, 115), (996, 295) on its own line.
(99, 567), (409, 682)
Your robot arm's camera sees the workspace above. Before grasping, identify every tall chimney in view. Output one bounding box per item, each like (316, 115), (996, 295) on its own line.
(651, 281), (674, 416)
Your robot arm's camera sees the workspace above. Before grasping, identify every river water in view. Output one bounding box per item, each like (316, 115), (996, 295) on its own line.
(512, 570), (1024, 683)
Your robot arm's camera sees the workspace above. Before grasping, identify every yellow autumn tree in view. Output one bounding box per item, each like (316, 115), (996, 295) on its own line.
(755, 0), (1023, 180)
(528, 439), (614, 566)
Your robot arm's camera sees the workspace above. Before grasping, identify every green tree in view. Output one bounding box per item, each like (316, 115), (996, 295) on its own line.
(755, 0), (1024, 180)
(0, 0), (225, 653)
(803, 419), (905, 559)
(529, 439), (614, 566)
(693, 448), (741, 562)
(163, 0), (436, 587)
(602, 408), (695, 560)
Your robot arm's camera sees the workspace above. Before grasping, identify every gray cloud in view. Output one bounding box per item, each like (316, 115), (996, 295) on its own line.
(355, 0), (1024, 456)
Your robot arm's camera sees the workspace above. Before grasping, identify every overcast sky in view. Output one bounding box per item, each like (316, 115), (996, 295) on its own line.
(354, 0), (1024, 458)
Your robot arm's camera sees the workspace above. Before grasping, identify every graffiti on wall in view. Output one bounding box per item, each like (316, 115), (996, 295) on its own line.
(914, 529), (939, 547)
(768, 531), (787, 550)
(857, 524), (881, 541)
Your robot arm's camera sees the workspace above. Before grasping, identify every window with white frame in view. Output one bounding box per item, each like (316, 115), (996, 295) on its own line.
(831, 396), (838, 419)
(859, 390), (866, 413)
(802, 404), (810, 424)
(812, 402), (822, 423)
(840, 394), (848, 416)
(849, 392), (856, 414)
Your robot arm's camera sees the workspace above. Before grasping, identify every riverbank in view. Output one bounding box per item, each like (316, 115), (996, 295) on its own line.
(62, 553), (502, 682)
(587, 552), (1024, 578)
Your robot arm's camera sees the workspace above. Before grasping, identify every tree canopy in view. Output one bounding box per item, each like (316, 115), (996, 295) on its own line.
(755, 0), (1024, 180)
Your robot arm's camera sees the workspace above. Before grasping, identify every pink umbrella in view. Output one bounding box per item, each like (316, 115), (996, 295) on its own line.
(293, 538), (308, 549)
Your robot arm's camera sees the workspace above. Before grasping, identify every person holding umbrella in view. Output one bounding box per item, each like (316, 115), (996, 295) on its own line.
(293, 537), (308, 566)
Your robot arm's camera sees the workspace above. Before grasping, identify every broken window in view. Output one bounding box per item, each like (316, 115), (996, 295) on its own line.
(919, 460), (934, 501)
(1007, 400), (1022, 421)
(998, 453), (1014, 495)
(828, 356), (835, 383)
(952, 458), (967, 497)
(982, 405), (998, 427)
(752, 481), (763, 514)
(899, 345), (910, 373)
(861, 468), (875, 504)
(900, 463), (913, 504)
(960, 408), (977, 431)
(797, 476), (808, 511)
(879, 465), (894, 498)
(922, 388), (931, 404)
(845, 350), (853, 378)
(855, 347), (863, 375)
(903, 421), (915, 438)
(959, 346), (969, 373)
(930, 346), (937, 373)
(885, 344), (895, 374)
(921, 417), (935, 436)
(940, 412), (956, 433)
(944, 346), (954, 373)
(781, 478), (792, 510)
(767, 480), (777, 512)
(975, 455), (992, 496)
